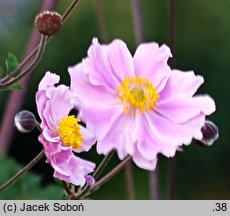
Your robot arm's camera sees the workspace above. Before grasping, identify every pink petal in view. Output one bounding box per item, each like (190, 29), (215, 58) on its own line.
(132, 148), (158, 170)
(144, 111), (205, 150)
(159, 69), (204, 100)
(48, 85), (74, 125)
(73, 126), (96, 153)
(36, 90), (48, 129)
(133, 42), (172, 91)
(78, 104), (123, 141)
(97, 113), (133, 159)
(156, 95), (216, 124)
(51, 150), (95, 186)
(68, 63), (117, 107)
(83, 38), (134, 91)
(136, 116), (162, 160)
(38, 71), (60, 91)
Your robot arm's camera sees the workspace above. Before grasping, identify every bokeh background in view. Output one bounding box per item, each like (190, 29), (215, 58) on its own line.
(0, 0), (228, 199)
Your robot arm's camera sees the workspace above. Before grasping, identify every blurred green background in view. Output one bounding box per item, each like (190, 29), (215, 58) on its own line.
(0, 0), (228, 199)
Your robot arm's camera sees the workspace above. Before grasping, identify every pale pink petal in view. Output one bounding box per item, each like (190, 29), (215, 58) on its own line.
(78, 104), (123, 141)
(83, 38), (134, 91)
(159, 70), (204, 100)
(156, 95), (216, 124)
(42, 126), (59, 142)
(97, 114), (132, 159)
(51, 150), (95, 186)
(36, 90), (48, 129)
(50, 149), (72, 176)
(48, 85), (74, 126)
(85, 175), (95, 186)
(68, 63), (117, 107)
(145, 111), (205, 149)
(38, 71), (60, 91)
(73, 126), (96, 153)
(136, 117), (160, 160)
(132, 148), (158, 170)
(133, 42), (172, 91)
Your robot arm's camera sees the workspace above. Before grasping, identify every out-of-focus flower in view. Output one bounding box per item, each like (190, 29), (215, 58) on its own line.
(68, 38), (216, 170)
(36, 72), (96, 186)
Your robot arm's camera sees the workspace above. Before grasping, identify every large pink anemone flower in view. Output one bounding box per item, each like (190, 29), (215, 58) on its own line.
(36, 72), (96, 186)
(68, 38), (216, 170)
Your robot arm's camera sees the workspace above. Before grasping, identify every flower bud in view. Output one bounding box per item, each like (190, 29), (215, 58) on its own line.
(34, 11), (63, 36)
(195, 120), (219, 147)
(14, 110), (36, 133)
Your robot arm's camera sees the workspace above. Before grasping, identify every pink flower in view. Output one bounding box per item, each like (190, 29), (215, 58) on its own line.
(36, 72), (96, 186)
(68, 38), (216, 170)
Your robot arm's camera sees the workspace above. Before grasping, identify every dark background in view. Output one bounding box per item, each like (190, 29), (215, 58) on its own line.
(0, 0), (228, 199)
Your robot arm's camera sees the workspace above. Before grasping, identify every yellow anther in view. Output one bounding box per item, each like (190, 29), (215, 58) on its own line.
(58, 115), (83, 149)
(117, 77), (159, 114)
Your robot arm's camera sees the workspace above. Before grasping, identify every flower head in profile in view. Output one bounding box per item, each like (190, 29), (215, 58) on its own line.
(68, 38), (216, 170)
(36, 72), (96, 186)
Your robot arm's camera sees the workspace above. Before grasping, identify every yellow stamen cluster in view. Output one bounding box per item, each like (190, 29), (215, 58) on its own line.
(58, 115), (83, 149)
(117, 77), (159, 114)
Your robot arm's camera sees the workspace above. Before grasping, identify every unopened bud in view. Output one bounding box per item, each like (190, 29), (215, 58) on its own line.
(195, 120), (219, 147)
(14, 110), (36, 133)
(34, 11), (63, 36)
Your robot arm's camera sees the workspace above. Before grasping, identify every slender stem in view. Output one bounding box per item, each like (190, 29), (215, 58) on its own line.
(125, 162), (135, 199)
(168, 0), (176, 67)
(62, 0), (81, 21)
(72, 151), (115, 200)
(63, 182), (76, 199)
(0, 35), (47, 90)
(93, 150), (115, 180)
(168, 0), (176, 200)
(94, 0), (109, 42)
(0, 150), (44, 193)
(0, 0), (81, 88)
(0, 121), (44, 193)
(0, 0), (57, 154)
(0, 49), (37, 84)
(79, 156), (132, 199)
(150, 166), (160, 199)
(131, 0), (144, 44)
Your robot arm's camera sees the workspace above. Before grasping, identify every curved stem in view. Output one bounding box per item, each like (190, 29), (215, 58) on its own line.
(0, 150), (44, 193)
(0, 0), (81, 89)
(0, 35), (47, 90)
